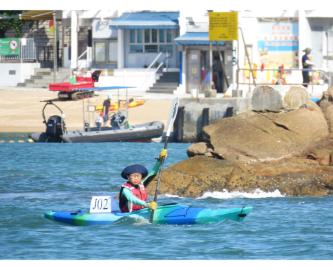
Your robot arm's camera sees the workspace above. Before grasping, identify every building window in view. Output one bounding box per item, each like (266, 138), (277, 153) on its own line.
(159, 29), (165, 43)
(129, 29), (174, 55)
(109, 40), (117, 62)
(145, 45), (158, 53)
(130, 30), (136, 43)
(93, 39), (118, 66)
(144, 29), (150, 43)
(95, 42), (106, 62)
(166, 29), (173, 42)
(160, 45), (172, 54)
(152, 29), (158, 43)
(137, 30), (143, 43)
(130, 44), (143, 53)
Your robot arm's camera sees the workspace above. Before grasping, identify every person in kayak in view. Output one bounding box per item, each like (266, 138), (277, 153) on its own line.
(119, 149), (167, 213)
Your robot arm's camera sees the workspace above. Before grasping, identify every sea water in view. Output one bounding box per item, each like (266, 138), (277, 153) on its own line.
(0, 141), (333, 260)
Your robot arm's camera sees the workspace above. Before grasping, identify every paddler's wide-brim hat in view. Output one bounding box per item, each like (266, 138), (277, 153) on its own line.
(121, 164), (148, 179)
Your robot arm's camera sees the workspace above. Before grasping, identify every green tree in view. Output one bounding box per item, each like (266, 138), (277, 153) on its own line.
(0, 11), (23, 38)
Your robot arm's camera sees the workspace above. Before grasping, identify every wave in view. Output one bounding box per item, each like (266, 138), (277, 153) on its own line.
(198, 189), (285, 199)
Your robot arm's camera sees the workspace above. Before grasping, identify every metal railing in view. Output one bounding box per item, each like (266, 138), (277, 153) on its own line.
(20, 38), (36, 61)
(78, 49), (87, 60)
(236, 67), (331, 88)
(148, 52), (163, 69)
(233, 67), (331, 99)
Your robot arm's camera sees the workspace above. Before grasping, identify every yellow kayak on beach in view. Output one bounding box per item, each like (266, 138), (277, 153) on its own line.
(95, 99), (145, 112)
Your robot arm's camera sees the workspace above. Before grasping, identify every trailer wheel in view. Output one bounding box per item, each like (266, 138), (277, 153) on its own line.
(70, 92), (80, 100)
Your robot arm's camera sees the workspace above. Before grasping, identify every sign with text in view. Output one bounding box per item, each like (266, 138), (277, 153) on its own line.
(257, 21), (299, 68)
(89, 196), (112, 213)
(209, 12), (238, 41)
(0, 38), (20, 56)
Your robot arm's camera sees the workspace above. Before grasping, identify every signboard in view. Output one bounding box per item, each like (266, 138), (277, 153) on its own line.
(89, 196), (112, 213)
(209, 12), (238, 41)
(0, 38), (20, 56)
(257, 21), (299, 68)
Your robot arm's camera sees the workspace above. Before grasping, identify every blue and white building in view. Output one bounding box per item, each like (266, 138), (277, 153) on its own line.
(1, 7), (333, 97)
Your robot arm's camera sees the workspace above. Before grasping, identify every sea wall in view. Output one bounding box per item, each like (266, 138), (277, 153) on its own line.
(173, 97), (251, 142)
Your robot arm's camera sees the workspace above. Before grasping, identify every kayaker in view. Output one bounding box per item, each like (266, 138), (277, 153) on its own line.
(119, 149), (167, 213)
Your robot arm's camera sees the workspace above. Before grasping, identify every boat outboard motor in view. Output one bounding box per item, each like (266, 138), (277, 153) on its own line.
(91, 69), (102, 82)
(111, 112), (127, 129)
(45, 115), (65, 141)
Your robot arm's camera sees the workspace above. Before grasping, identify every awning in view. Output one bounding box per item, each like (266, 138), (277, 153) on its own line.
(20, 10), (54, 20)
(175, 32), (225, 46)
(109, 11), (179, 30)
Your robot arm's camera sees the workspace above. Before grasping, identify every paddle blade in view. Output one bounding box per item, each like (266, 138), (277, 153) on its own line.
(165, 96), (179, 138)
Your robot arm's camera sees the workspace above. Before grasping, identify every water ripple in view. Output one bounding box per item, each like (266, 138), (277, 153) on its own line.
(1, 143), (333, 259)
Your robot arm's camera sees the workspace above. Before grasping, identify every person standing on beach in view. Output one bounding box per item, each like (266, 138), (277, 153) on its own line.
(102, 94), (112, 126)
(302, 48), (315, 88)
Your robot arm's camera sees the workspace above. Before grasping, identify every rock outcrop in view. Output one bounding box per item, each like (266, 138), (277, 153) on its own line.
(148, 151), (333, 197)
(251, 85), (310, 112)
(251, 86), (283, 112)
(149, 87), (333, 198)
(283, 86), (310, 110)
(202, 103), (328, 163)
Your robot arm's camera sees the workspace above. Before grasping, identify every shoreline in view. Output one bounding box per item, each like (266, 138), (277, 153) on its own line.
(0, 88), (173, 133)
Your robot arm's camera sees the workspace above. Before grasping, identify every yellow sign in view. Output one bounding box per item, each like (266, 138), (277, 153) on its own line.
(209, 12), (238, 41)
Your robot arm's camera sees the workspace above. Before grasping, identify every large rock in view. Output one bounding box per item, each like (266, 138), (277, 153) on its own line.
(283, 86), (309, 110)
(187, 142), (213, 157)
(319, 91), (333, 133)
(324, 105), (333, 133)
(251, 86), (283, 112)
(149, 96), (333, 198)
(202, 107), (329, 163)
(323, 86), (333, 102)
(147, 154), (333, 197)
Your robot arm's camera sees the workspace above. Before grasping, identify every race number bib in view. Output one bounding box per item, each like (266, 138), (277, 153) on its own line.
(89, 196), (112, 213)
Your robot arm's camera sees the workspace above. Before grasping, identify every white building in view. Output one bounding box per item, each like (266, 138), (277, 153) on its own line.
(59, 9), (333, 95)
(1, 8), (333, 96)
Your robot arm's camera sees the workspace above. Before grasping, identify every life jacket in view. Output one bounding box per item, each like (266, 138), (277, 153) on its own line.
(119, 182), (148, 213)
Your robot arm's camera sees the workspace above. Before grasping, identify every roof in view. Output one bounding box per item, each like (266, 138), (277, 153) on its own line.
(109, 11), (179, 30)
(20, 10), (54, 20)
(175, 32), (225, 46)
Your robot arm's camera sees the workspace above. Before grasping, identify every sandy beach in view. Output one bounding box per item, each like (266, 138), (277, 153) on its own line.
(0, 88), (173, 133)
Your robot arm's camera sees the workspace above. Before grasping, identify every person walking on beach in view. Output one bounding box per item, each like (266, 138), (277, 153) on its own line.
(118, 149), (167, 213)
(302, 48), (315, 88)
(102, 94), (112, 126)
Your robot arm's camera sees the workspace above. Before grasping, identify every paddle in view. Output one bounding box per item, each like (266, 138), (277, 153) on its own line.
(149, 97), (179, 223)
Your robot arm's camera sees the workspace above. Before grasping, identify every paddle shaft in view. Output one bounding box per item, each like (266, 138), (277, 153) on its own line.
(150, 97), (179, 222)
(152, 133), (171, 202)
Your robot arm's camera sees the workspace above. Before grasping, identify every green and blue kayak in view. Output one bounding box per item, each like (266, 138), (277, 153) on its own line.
(44, 203), (252, 226)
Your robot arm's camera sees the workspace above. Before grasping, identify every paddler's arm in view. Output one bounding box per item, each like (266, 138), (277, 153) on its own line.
(142, 149), (168, 187)
(122, 188), (147, 207)
(121, 188), (156, 209)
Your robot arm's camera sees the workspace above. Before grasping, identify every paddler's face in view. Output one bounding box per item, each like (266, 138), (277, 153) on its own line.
(128, 173), (143, 185)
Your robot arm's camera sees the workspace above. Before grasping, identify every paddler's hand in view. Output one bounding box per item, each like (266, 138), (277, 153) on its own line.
(146, 201), (158, 210)
(159, 149), (168, 160)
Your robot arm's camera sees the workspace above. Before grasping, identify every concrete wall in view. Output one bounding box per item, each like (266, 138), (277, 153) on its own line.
(0, 63), (40, 87)
(175, 97), (251, 142)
